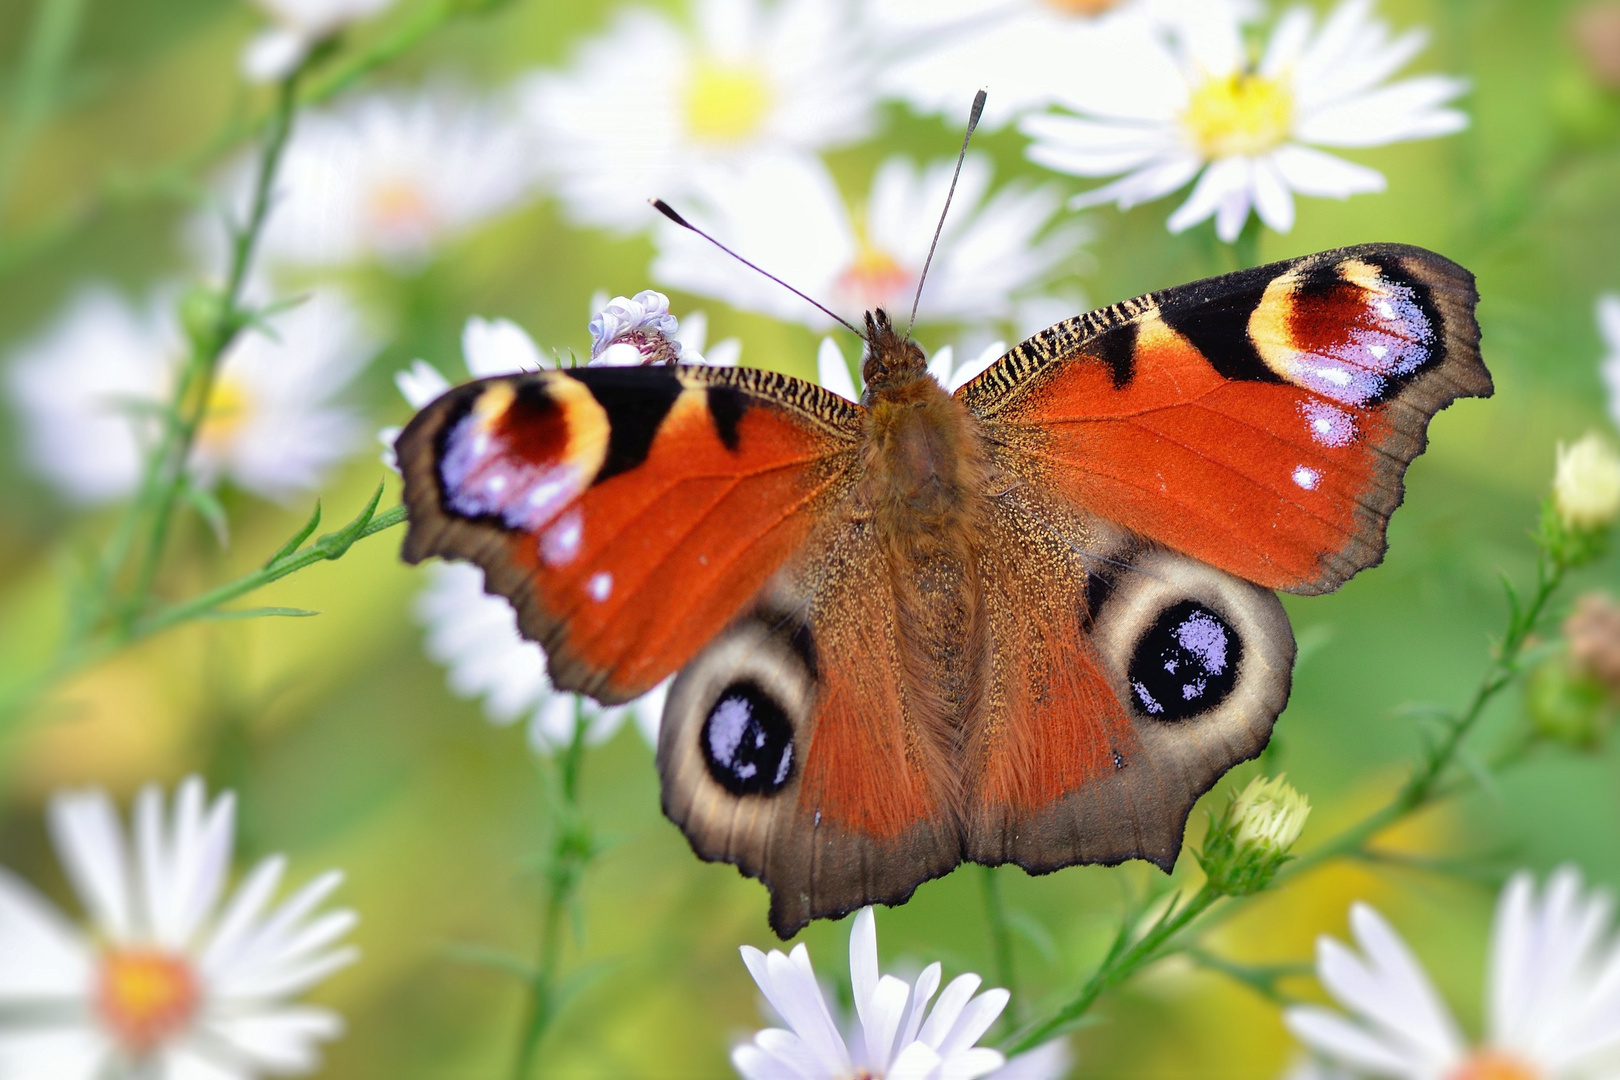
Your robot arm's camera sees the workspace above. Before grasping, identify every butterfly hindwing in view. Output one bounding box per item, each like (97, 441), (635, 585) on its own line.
(959, 243), (1491, 596)
(396, 365), (862, 703)
(659, 515), (964, 938)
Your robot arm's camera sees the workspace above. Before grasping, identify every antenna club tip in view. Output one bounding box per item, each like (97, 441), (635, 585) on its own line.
(650, 198), (691, 228)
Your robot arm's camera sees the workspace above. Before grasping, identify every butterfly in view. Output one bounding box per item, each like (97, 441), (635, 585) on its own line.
(395, 244), (1489, 938)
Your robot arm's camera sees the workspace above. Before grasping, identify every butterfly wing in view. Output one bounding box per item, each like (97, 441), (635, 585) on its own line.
(396, 365), (862, 703)
(958, 243), (1490, 596)
(657, 514), (965, 939)
(955, 242), (1484, 872)
(962, 483), (1295, 871)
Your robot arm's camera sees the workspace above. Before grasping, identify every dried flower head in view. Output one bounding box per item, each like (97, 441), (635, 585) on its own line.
(588, 290), (684, 366)
(1553, 432), (1620, 531)
(1574, 2), (1620, 89)
(1567, 593), (1620, 696)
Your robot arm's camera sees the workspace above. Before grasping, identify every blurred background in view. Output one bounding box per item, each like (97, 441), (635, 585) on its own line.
(1, 0), (1619, 1076)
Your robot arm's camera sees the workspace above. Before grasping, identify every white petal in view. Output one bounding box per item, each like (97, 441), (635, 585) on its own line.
(163, 1046), (250, 1080)
(899, 962), (942, 1050)
(1599, 294), (1620, 353)
(199, 1005), (344, 1072)
(0, 867), (93, 1000)
(888, 1039), (944, 1080)
(817, 338), (859, 401)
(702, 338), (743, 368)
(917, 973), (981, 1049)
(926, 345), (955, 388)
(1487, 871), (1536, 1046)
(1213, 163), (1256, 242)
(241, 28), (308, 83)
(941, 1046), (1008, 1080)
(935, 988), (1009, 1056)
(1270, 145), (1386, 198)
(746, 1027), (823, 1080)
(47, 788), (134, 941)
(1284, 1006), (1425, 1076)
(983, 1038), (1071, 1080)
(1251, 155), (1296, 233)
(463, 316), (545, 377)
(201, 856), (285, 974)
(0, 1025), (110, 1080)
(863, 975), (912, 1072)
(1297, 78), (1469, 148)
(948, 341), (1005, 394)
(395, 360), (452, 409)
(1165, 158), (1243, 236)
(850, 907), (880, 1031)
(170, 784), (235, 947)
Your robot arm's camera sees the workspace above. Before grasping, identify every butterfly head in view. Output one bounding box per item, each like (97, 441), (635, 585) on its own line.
(860, 308), (927, 393)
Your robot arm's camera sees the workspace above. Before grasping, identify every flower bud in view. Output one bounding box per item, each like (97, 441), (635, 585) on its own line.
(1574, 2), (1620, 89)
(1568, 592), (1620, 696)
(1553, 433), (1620, 532)
(1526, 653), (1610, 750)
(1198, 774), (1310, 896)
(588, 290), (682, 366)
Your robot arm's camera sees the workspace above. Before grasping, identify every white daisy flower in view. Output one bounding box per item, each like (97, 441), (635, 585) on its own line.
(0, 777), (357, 1078)
(652, 153), (1086, 332)
(734, 906), (1069, 1080)
(816, 336), (1005, 402)
(240, 0), (400, 83)
(873, 0), (1256, 130)
(1597, 294), (1620, 431)
(388, 298), (726, 751)
(208, 85), (533, 271)
(6, 285), (374, 505)
(1020, 0), (1469, 241)
(1285, 866), (1620, 1080)
(516, 0), (879, 233)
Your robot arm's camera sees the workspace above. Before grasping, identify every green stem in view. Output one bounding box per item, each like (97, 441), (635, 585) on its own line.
(120, 69), (303, 619)
(513, 701), (595, 1079)
(0, 0), (87, 231)
(1004, 885), (1221, 1055)
(980, 867), (1019, 1031)
(1229, 216), (1263, 272)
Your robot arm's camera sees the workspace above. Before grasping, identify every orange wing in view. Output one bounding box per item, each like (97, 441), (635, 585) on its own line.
(958, 244), (1491, 596)
(396, 365), (862, 703)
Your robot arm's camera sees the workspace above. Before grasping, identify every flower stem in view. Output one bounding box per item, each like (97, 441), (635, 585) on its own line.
(0, 0), (87, 232)
(512, 702), (596, 1079)
(980, 866), (1020, 1030)
(1004, 884), (1221, 1054)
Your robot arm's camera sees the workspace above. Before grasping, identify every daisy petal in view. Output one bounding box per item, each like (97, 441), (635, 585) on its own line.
(1284, 1005), (1422, 1075)
(1271, 145), (1386, 198)
(47, 788), (134, 941)
(0, 867), (93, 1000)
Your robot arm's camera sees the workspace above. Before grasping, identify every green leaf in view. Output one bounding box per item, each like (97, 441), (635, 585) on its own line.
(264, 501), (321, 567)
(1006, 909), (1060, 966)
(197, 606), (319, 621)
(180, 478), (229, 548)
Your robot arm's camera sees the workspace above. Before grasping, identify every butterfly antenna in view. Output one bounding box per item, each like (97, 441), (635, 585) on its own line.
(650, 199), (865, 339)
(906, 89), (987, 339)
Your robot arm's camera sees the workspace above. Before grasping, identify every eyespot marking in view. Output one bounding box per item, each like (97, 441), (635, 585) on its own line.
(1128, 601), (1242, 722)
(701, 680), (795, 796)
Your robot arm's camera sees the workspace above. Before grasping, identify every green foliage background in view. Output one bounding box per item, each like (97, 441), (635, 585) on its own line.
(1, 0), (1619, 1076)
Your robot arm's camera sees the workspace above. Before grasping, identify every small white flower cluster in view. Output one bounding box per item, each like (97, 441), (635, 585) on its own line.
(590, 290), (684, 365)
(0, 778), (356, 1078)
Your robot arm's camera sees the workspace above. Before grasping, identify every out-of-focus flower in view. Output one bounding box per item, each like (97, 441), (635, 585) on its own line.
(1021, 0), (1468, 241)
(0, 777), (357, 1077)
(1597, 295), (1620, 430)
(1553, 432), (1620, 531)
(733, 906), (1070, 1080)
(1568, 593), (1620, 697)
(873, 0), (1256, 130)
(207, 86), (532, 271)
(7, 285), (374, 504)
(240, 0), (399, 82)
(518, 0), (878, 234)
(415, 562), (668, 752)
(1198, 774), (1310, 895)
(386, 298), (725, 751)
(1574, 3), (1620, 89)
(1286, 866), (1620, 1079)
(653, 153), (1086, 332)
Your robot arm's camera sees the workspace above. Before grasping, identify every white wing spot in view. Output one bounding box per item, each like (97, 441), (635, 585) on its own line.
(1293, 465), (1322, 491)
(587, 572), (613, 602)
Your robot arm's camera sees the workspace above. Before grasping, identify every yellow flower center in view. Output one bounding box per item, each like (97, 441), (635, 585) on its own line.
(1043, 0), (1125, 15)
(1448, 1052), (1543, 1080)
(837, 243), (912, 313)
(1182, 72), (1294, 158)
(683, 59), (773, 144)
(369, 178), (436, 235)
(96, 948), (199, 1053)
(198, 374), (251, 449)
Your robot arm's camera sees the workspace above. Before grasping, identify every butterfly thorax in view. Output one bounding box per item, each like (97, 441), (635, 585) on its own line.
(855, 309), (990, 741)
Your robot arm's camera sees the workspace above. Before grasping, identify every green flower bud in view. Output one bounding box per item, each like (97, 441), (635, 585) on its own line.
(1198, 774), (1311, 897)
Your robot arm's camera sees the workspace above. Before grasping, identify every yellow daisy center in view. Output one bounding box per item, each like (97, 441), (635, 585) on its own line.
(369, 178), (436, 234)
(1448, 1053), (1543, 1080)
(837, 242), (911, 312)
(96, 948), (199, 1053)
(683, 59), (773, 144)
(198, 373), (251, 449)
(1043, 0), (1125, 15)
(1182, 72), (1294, 158)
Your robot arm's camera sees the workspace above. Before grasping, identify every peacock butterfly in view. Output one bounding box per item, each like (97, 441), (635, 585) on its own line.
(395, 243), (1489, 938)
